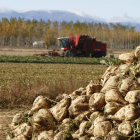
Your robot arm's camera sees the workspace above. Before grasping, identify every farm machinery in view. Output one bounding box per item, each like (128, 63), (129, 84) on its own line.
(57, 34), (107, 57)
(33, 34), (107, 57)
(33, 50), (60, 57)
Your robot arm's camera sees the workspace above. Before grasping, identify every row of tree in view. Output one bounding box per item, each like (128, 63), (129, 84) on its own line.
(0, 17), (140, 49)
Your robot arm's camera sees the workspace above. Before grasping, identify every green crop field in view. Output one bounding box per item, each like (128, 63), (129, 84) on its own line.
(0, 63), (107, 108)
(0, 55), (105, 64)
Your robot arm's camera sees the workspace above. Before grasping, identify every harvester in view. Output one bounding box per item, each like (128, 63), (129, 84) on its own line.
(57, 34), (107, 57)
(33, 34), (107, 57)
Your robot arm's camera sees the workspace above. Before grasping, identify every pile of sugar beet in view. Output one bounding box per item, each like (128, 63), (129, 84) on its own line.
(7, 47), (140, 140)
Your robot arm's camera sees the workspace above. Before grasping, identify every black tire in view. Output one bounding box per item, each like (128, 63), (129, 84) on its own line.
(98, 53), (102, 58)
(92, 52), (102, 58)
(65, 50), (76, 57)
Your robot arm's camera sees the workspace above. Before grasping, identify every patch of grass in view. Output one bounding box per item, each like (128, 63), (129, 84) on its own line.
(0, 63), (106, 108)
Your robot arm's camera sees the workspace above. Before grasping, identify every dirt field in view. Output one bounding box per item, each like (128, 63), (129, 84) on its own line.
(0, 47), (50, 56)
(107, 49), (134, 58)
(0, 47), (134, 57)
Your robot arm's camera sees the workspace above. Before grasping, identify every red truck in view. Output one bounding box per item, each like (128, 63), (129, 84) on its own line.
(57, 34), (107, 57)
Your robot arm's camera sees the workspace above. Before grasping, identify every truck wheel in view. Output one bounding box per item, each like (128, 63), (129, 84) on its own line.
(65, 50), (76, 57)
(92, 53), (102, 58)
(98, 53), (102, 58)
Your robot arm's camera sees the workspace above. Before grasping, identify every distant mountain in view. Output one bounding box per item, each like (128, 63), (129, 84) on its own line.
(0, 8), (104, 23)
(0, 8), (140, 26)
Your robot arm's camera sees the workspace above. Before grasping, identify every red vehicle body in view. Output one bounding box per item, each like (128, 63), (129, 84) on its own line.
(57, 34), (107, 57)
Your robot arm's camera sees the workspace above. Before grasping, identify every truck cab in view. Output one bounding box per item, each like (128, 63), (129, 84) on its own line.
(57, 37), (76, 57)
(57, 37), (70, 50)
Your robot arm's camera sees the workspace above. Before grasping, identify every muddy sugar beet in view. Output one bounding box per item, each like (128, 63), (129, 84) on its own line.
(7, 47), (140, 140)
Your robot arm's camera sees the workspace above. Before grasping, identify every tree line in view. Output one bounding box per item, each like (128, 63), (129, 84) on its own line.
(0, 17), (140, 49)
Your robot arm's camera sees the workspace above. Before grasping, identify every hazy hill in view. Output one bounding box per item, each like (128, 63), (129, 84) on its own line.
(0, 9), (102, 23)
(0, 8), (139, 26)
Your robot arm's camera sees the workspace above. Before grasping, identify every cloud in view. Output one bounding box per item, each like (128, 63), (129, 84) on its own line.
(0, 7), (12, 13)
(106, 13), (140, 23)
(124, 13), (131, 18)
(68, 10), (86, 17)
(0, 6), (30, 13)
(67, 10), (106, 22)
(14, 9), (30, 13)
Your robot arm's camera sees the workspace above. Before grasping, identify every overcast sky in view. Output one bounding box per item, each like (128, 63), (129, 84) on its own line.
(0, 0), (139, 22)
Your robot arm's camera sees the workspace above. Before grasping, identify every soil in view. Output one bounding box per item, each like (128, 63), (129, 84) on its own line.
(0, 47), (135, 58)
(0, 108), (29, 140)
(106, 49), (134, 58)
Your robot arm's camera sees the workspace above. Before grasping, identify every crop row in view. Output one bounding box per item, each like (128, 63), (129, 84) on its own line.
(0, 55), (105, 64)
